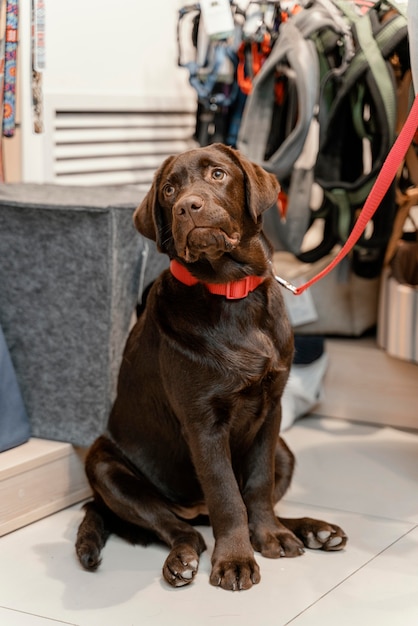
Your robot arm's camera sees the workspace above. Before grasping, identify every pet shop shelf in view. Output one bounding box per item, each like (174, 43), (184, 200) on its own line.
(0, 438), (91, 536)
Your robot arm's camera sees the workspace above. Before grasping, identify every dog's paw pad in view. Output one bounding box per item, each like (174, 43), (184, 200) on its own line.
(163, 550), (199, 587)
(300, 521), (347, 552)
(170, 573), (192, 587)
(304, 531), (324, 549)
(327, 534), (345, 549)
(180, 559), (198, 580)
(281, 517), (347, 552)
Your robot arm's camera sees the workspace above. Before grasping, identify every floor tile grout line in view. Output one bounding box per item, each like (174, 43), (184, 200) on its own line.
(0, 605), (78, 626)
(283, 523), (418, 625)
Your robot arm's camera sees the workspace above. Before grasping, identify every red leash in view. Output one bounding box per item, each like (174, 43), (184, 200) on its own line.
(276, 94), (418, 295)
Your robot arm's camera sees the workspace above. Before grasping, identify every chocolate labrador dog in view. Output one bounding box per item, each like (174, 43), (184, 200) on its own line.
(76, 143), (346, 591)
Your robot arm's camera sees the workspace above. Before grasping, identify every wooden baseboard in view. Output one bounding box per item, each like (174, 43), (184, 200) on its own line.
(318, 337), (418, 430)
(0, 439), (91, 536)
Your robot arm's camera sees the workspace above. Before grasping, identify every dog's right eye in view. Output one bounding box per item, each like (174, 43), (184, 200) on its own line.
(163, 184), (175, 197)
(212, 168), (226, 181)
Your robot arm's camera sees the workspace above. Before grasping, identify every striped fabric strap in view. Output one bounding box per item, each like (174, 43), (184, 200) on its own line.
(3, 0), (18, 138)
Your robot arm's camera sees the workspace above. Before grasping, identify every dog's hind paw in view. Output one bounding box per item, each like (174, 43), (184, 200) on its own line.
(304, 528), (345, 550)
(279, 517), (347, 552)
(163, 546), (200, 587)
(76, 541), (102, 571)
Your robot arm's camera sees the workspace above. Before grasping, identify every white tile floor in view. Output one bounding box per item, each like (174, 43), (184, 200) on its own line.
(1, 415), (418, 626)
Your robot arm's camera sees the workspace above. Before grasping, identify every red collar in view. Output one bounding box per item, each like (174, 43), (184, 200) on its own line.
(170, 259), (265, 300)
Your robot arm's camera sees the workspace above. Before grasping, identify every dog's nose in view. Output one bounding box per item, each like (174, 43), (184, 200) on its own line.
(176, 195), (204, 216)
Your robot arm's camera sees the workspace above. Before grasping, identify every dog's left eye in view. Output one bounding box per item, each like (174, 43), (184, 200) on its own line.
(163, 184), (175, 196)
(212, 168), (226, 181)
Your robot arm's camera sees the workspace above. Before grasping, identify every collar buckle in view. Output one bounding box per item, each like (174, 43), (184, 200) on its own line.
(170, 259), (264, 300)
(225, 276), (252, 299)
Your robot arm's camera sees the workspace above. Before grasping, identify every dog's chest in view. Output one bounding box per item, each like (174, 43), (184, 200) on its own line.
(151, 277), (292, 410)
(160, 311), (286, 403)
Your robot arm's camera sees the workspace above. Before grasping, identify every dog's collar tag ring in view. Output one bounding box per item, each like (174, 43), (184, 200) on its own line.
(274, 274), (298, 294)
(209, 275), (264, 299)
(170, 259), (264, 299)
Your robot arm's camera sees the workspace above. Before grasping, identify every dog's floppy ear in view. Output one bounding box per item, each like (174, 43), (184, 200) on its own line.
(133, 155), (175, 246)
(211, 143), (280, 223)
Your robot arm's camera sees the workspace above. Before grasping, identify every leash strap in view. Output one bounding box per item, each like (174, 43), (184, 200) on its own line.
(32, 0), (45, 133)
(0, 0), (7, 181)
(2, 0), (18, 137)
(276, 94), (418, 295)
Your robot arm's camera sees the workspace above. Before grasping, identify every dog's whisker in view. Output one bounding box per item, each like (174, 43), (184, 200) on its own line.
(161, 234), (174, 248)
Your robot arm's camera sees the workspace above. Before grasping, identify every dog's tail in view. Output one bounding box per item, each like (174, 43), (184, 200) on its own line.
(75, 498), (156, 571)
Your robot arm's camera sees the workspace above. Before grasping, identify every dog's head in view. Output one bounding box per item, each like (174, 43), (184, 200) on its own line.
(133, 143), (279, 265)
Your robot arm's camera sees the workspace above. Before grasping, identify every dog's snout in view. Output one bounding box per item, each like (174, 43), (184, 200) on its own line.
(177, 195), (204, 216)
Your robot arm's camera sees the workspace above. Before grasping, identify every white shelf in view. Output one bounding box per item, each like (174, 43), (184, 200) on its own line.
(0, 439), (91, 536)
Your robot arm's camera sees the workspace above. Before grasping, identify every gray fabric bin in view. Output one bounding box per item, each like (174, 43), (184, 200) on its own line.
(0, 184), (151, 446)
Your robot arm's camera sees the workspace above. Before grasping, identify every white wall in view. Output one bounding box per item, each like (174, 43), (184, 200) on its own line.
(19, 0), (198, 181)
(41, 0), (196, 108)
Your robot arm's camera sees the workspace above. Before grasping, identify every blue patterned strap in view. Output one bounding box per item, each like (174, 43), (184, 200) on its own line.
(3, 0), (18, 138)
(0, 0), (6, 179)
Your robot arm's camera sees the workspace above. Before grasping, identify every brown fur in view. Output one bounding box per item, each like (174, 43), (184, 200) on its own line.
(75, 144), (346, 590)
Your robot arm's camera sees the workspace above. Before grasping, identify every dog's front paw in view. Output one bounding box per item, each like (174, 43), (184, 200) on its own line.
(210, 554), (261, 591)
(163, 545), (200, 587)
(250, 521), (305, 559)
(280, 517), (348, 551)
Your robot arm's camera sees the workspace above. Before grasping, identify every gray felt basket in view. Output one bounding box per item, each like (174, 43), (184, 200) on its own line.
(0, 184), (163, 446)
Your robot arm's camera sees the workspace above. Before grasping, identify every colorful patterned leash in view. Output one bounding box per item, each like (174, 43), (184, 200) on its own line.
(3, 0), (18, 138)
(0, 0), (7, 181)
(32, 0), (45, 133)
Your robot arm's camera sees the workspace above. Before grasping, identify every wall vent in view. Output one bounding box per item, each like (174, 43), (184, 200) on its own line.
(51, 110), (197, 188)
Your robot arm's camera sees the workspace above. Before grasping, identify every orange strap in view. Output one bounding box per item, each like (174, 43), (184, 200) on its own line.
(237, 34), (271, 96)
(170, 259), (265, 299)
